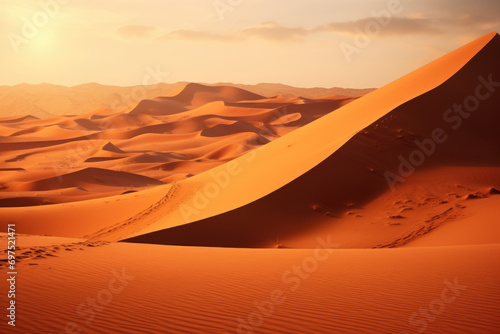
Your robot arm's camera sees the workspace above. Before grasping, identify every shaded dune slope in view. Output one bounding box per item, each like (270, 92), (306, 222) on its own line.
(122, 33), (500, 248)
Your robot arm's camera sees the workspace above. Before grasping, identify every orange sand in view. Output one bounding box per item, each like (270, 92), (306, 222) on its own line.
(1, 32), (499, 334)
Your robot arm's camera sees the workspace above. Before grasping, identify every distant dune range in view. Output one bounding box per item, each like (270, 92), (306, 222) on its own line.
(1, 33), (500, 334)
(0, 33), (499, 249)
(0, 81), (374, 119)
(0, 31), (498, 250)
(0, 84), (360, 208)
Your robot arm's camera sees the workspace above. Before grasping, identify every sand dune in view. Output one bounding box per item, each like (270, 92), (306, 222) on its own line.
(111, 32), (500, 248)
(0, 82), (373, 119)
(0, 85), (356, 208)
(0, 32), (499, 334)
(2, 235), (499, 334)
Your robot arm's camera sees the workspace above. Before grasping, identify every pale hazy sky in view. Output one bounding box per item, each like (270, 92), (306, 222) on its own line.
(1, 0), (499, 88)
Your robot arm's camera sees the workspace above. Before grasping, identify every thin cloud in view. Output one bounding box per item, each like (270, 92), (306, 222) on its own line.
(148, 15), (499, 43)
(241, 22), (310, 41)
(316, 17), (441, 36)
(157, 23), (309, 42)
(116, 25), (157, 39)
(157, 30), (238, 42)
(450, 14), (500, 31)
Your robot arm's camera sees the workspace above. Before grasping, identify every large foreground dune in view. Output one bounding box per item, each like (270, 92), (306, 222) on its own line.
(1, 32), (499, 334)
(122, 32), (500, 248)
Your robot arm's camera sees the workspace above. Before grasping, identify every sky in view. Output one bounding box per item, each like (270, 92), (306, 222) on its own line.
(1, 0), (499, 88)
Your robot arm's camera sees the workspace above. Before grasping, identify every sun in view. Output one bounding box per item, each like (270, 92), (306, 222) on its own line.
(21, 28), (58, 57)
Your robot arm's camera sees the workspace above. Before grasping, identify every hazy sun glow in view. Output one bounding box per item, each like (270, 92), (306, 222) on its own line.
(1, 0), (499, 88)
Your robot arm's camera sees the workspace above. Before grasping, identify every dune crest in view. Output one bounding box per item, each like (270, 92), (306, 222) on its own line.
(0, 84), (360, 237)
(118, 32), (500, 248)
(1, 32), (499, 334)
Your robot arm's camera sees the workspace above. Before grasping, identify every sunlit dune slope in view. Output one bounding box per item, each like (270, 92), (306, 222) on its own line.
(120, 32), (500, 248)
(0, 85), (358, 236)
